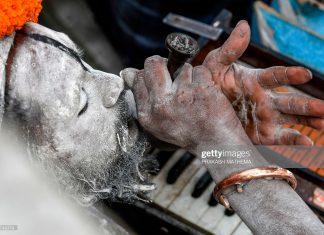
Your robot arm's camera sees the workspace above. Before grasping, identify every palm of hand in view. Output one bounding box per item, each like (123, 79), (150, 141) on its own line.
(203, 21), (324, 145)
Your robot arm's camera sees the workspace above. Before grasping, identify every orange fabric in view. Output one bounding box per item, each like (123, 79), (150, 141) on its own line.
(0, 0), (42, 38)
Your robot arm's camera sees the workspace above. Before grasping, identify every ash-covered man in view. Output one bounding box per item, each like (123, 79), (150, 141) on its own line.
(1, 20), (324, 234)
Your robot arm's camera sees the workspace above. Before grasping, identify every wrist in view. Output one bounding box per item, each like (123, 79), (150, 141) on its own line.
(190, 131), (252, 156)
(227, 179), (324, 234)
(192, 142), (269, 183)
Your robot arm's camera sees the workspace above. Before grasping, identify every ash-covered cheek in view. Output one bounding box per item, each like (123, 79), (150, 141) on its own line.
(42, 99), (123, 165)
(50, 128), (118, 165)
(52, 100), (75, 118)
(81, 112), (120, 157)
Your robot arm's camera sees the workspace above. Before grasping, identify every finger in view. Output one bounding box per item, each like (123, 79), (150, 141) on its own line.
(172, 63), (193, 92)
(279, 114), (324, 130)
(120, 67), (140, 89)
(131, 70), (149, 110)
(257, 66), (312, 88)
(192, 65), (214, 87)
(143, 55), (172, 96)
(275, 128), (313, 146)
(273, 92), (324, 117)
(203, 20), (250, 74)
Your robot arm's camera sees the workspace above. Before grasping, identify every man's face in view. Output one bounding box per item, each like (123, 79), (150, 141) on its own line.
(5, 23), (154, 204)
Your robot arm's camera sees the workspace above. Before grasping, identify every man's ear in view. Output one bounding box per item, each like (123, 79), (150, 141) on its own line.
(0, 33), (15, 129)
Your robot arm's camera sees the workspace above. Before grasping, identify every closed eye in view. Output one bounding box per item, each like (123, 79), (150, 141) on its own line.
(78, 88), (88, 116)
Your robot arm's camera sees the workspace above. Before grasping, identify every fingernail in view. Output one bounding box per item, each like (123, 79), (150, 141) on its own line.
(236, 20), (248, 27)
(309, 139), (314, 146)
(296, 136), (313, 146)
(306, 69), (313, 80)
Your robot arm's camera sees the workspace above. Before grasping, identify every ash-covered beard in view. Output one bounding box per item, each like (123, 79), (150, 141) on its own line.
(28, 91), (158, 206)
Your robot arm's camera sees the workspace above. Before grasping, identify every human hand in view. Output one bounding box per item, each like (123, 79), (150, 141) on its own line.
(121, 57), (250, 150)
(203, 20), (324, 145)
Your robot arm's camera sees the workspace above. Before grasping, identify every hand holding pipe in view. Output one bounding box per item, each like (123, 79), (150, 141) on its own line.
(134, 33), (199, 150)
(165, 33), (199, 80)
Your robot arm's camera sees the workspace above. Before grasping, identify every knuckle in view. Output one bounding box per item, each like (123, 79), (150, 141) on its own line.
(152, 102), (170, 117)
(287, 96), (296, 112)
(176, 91), (193, 104)
(303, 99), (311, 114)
(145, 55), (163, 65)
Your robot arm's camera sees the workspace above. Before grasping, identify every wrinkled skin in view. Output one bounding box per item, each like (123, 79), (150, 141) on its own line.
(5, 22), (152, 204)
(2, 20), (324, 234)
(122, 59), (249, 150)
(203, 21), (324, 145)
(123, 21), (324, 147)
(122, 21), (324, 234)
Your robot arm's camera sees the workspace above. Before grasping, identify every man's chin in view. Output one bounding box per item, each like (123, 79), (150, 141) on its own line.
(46, 131), (155, 206)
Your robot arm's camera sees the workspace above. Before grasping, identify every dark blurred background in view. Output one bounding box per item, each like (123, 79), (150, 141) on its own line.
(39, 0), (270, 71)
(85, 0), (263, 67)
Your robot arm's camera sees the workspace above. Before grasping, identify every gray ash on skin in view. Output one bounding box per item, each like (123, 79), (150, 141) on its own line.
(168, 34), (198, 54)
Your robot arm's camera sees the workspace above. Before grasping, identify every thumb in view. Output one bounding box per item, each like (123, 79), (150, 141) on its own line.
(120, 68), (140, 89)
(203, 20), (250, 74)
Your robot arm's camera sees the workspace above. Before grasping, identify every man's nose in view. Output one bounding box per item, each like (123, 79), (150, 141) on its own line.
(92, 70), (124, 108)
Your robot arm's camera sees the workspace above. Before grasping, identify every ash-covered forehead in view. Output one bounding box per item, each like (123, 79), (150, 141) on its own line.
(21, 22), (89, 71)
(7, 23), (90, 119)
(22, 22), (82, 58)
